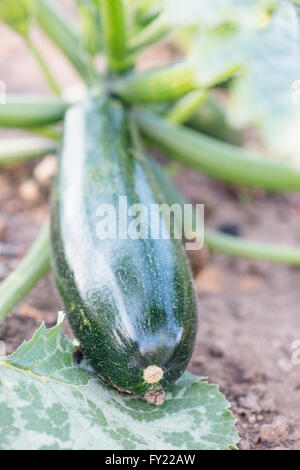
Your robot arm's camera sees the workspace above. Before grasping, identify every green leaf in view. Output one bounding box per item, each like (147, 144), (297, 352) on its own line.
(230, 2), (300, 164)
(164, 0), (276, 29)
(0, 316), (239, 450)
(191, 1), (300, 164)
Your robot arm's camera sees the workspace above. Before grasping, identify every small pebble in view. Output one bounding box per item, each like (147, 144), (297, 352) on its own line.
(33, 155), (57, 187)
(248, 415), (256, 424)
(19, 179), (40, 203)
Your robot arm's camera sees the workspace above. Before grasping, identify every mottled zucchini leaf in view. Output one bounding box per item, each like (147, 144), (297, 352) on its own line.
(191, 1), (300, 164)
(0, 315), (239, 450)
(161, 0), (300, 164)
(164, 0), (275, 29)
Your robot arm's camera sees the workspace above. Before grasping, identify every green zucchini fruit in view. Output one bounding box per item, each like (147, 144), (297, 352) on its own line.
(51, 96), (197, 400)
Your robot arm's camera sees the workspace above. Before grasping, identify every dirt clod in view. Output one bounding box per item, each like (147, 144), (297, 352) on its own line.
(195, 265), (224, 293)
(239, 393), (261, 413)
(260, 416), (290, 444)
(238, 274), (263, 292)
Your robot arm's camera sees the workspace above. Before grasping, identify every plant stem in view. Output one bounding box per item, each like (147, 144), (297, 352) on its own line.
(167, 89), (208, 124)
(148, 156), (300, 266)
(33, 0), (96, 84)
(128, 12), (169, 51)
(205, 229), (300, 265)
(101, 0), (128, 73)
(0, 138), (57, 166)
(29, 126), (61, 141)
(0, 95), (68, 128)
(135, 109), (300, 191)
(25, 37), (61, 95)
(113, 58), (241, 104)
(187, 95), (243, 146)
(0, 222), (51, 323)
(112, 61), (197, 102)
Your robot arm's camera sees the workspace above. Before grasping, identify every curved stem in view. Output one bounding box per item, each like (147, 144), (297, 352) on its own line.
(25, 37), (61, 96)
(0, 222), (51, 323)
(0, 137), (57, 166)
(148, 155), (300, 266)
(205, 229), (300, 266)
(113, 59), (240, 104)
(112, 61), (197, 103)
(135, 108), (300, 192)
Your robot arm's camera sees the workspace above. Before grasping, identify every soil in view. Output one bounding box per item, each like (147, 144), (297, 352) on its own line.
(1, 9), (300, 450)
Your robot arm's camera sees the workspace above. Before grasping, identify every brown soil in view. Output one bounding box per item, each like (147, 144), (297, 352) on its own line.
(1, 13), (300, 450)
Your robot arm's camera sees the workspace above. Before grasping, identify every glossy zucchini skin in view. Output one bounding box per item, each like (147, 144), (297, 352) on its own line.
(51, 97), (197, 396)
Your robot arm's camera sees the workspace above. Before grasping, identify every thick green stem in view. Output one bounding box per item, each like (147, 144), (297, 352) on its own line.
(167, 89), (208, 124)
(33, 0), (96, 83)
(135, 109), (300, 192)
(25, 37), (61, 95)
(29, 126), (61, 141)
(149, 156), (300, 266)
(113, 59), (240, 104)
(101, 0), (128, 73)
(0, 95), (68, 128)
(0, 138), (57, 166)
(112, 61), (197, 103)
(0, 222), (51, 323)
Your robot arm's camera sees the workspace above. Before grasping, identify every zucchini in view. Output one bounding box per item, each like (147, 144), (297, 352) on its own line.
(51, 97), (197, 400)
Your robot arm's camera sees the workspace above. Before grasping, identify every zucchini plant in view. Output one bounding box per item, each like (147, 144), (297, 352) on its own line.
(0, 0), (299, 450)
